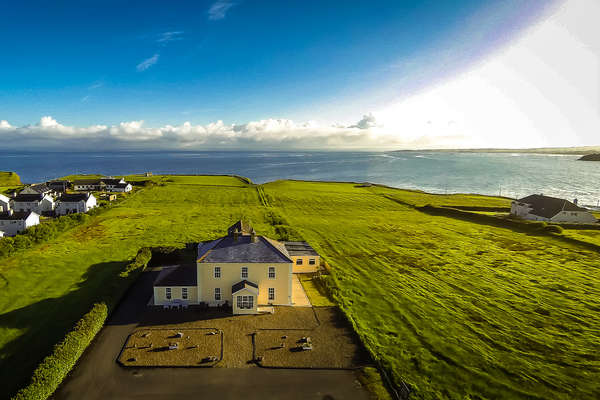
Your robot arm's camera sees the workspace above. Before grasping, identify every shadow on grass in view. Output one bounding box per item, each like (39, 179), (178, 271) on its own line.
(0, 260), (158, 400)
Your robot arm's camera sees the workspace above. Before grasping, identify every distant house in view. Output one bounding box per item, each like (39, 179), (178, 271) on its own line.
(0, 210), (40, 236)
(283, 241), (321, 273)
(0, 194), (10, 212)
(0, 230), (4, 237)
(20, 183), (53, 196)
(47, 180), (70, 193)
(73, 178), (131, 192)
(511, 194), (597, 223)
(112, 183), (132, 192)
(10, 194), (55, 214)
(153, 221), (318, 314)
(55, 193), (97, 215)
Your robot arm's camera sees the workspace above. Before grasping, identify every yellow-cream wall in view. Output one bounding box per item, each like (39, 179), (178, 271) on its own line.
(198, 262), (292, 306)
(153, 286), (198, 305)
(291, 255), (320, 273)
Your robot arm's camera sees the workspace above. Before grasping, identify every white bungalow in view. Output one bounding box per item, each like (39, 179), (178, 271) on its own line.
(55, 193), (97, 215)
(0, 210), (40, 236)
(10, 194), (55, 215)
(0, 194), (10, 212)
(511, 194), (596, 223)
(112, 183), (132, 192)
(20, 183), (53, 196)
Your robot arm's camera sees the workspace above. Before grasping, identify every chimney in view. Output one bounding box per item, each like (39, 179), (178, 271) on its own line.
(233, 229), (240, 241)
(250, 228), (257, 243)
(573, 198), (578, 205)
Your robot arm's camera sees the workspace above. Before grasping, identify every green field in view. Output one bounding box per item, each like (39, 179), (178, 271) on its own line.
(0, 176), (598, 399)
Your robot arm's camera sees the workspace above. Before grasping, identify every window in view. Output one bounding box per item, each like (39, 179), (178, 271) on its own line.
(268, 266), (275, 279)
(182, 288), (188, 300)
(309, 258), (316, 265)
(268, 288), (275, 301)
(214, 288), (221, 301)
(241, 266), (248, 279)
(296, 258), (303, 265)
(214, 266), (221, 278)
(165, 287), (172, 300)
(237, 295), (254, 309)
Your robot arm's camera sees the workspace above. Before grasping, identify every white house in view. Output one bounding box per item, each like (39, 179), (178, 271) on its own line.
(20, 183), (53, 196)
(55, 193), (97, 215)
(10, 194), (55, 215)
(0, 194), (10, 212)
(0, 230), (4, 238)
(73, 178), (130, 192)
(112, 183), (132, 192)
(153, 221), (314, 314)
(511, 194), (597, 223)
(0, 211), (40, 236)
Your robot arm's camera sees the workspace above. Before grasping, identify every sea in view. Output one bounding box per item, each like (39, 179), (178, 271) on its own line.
(1, 151), (599, 207)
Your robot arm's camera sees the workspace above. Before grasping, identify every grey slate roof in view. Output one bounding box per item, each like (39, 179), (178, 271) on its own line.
(197, 235), (292, 263)
(232, 280), (259, 294)
(154, 265), (197, 286)
(283, 241), (319, 256)
(517, 194), (588, 219)
(59, 193), (90, 202)
(0, 211), (35, 221)
(12, 194), (45, 202)
(21, 184), (51, 194)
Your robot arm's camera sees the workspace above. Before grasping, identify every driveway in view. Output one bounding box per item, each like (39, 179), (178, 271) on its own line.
(52, 270), (370, 400)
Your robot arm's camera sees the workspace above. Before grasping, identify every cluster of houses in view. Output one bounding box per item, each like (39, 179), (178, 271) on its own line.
(0, 177), (132, 237)
(153, 221), (321, 314)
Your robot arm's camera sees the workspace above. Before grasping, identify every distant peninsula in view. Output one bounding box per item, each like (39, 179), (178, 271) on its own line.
(392, 145), (600, 155)
(578, 153), (600, 161)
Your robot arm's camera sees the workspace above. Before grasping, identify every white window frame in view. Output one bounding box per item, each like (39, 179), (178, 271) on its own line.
(165, 287), (172, 300)
(268, 287), (275, 301)
(237, 295), (254, 309)
(214, 287), (221, 301)
(241, 266), (248, 279)
(214, 266), (221, 279)
(268, 266), (275, 279)
(296, 258), (303, 265)
(182, 287), (188, 300)
(309, 258), (316, 265)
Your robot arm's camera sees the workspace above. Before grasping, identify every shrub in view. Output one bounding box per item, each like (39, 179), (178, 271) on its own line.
(544, 225), (564, 234)
(13, 247), (153, 400)
(12, 303), (108, 400)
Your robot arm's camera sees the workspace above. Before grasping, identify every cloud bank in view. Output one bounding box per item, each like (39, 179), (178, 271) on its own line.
(0, 115), (470, 151)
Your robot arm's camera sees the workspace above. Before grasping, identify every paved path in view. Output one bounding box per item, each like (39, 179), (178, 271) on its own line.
(291, 274), (312, 307)
(52, 270), (370, 400)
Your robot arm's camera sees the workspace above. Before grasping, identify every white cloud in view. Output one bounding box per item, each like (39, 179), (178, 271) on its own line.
(208, 0), (236, 20)
(136, 54), (159, 72)
(374, 0), (600, 148)
(157, 31), (184, 44)
(0, 115), (469, 150)
(349, 113), (378, 129)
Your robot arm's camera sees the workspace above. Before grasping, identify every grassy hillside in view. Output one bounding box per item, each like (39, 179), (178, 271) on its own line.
(0, 172), (21, 186)
(262, 180), (600, 399)
(0, 175), (269, 398)
(0, 176), (598, 399)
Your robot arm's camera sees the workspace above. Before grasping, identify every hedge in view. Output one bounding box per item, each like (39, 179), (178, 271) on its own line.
(12, 247), (152, 400)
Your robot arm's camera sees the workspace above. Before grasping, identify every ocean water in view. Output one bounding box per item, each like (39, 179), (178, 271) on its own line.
(1, 151), (599, 206)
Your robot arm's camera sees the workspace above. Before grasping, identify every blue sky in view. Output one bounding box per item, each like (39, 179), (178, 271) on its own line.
(3, 0), (598, 150)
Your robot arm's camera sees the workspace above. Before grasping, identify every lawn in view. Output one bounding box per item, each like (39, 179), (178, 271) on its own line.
(262, 180), (600, 400)
(0, 175), (268, 398)
(0, 176), (598, 399)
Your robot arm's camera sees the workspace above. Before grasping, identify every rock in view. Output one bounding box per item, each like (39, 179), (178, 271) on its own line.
(578, 153), (600, 161)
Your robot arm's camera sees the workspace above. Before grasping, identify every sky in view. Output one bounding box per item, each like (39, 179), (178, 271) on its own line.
(0, 0), (598, 150)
